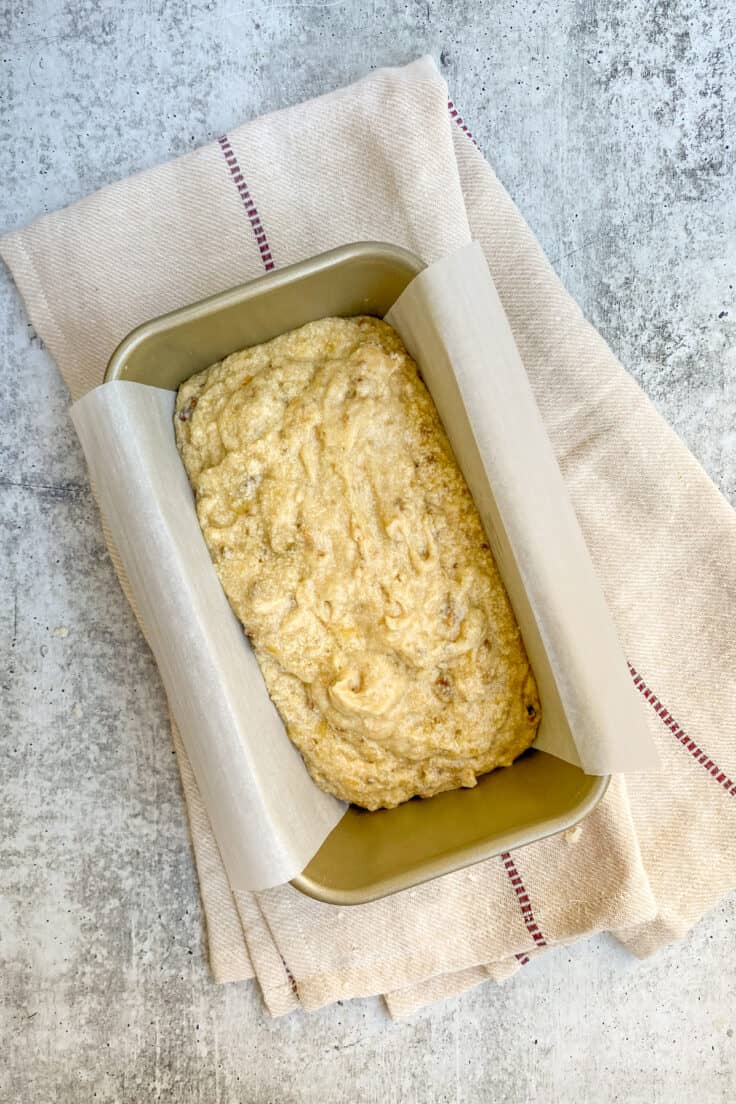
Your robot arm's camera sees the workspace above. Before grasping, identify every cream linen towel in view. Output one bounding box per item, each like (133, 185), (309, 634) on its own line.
(3, 57), (735, 1018)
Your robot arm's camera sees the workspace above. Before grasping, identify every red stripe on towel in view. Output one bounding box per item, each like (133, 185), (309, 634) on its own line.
(501, 852), (548, 948)
(217, 135), (275, 272)
(628, 663), (735, 795)
(447, 99), (479, 148)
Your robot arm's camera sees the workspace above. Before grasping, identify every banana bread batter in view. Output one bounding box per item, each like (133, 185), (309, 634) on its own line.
(175, 317), (540, 809)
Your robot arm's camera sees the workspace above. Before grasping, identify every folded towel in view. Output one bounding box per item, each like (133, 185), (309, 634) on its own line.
(3, 56), (735, 1018)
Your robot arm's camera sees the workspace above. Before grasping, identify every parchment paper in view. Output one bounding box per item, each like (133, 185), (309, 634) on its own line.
(71, 382), (346, 892)
(387, 242), (659, 773)
(71, 243), (658, 893)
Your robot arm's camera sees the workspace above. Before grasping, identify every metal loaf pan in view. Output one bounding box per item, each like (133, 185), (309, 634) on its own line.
(105, 242), (608, 905)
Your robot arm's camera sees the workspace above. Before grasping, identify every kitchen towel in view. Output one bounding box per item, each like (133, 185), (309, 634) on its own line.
(2, 56), (735, 1018)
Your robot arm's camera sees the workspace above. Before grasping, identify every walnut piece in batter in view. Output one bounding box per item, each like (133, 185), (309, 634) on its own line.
(175, 317), (540, 809)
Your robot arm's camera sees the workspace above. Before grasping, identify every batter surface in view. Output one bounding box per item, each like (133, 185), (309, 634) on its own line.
(175, 317), (540, 809)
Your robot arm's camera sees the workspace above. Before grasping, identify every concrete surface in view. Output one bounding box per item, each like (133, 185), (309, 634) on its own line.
(2, 1), (735, 1101)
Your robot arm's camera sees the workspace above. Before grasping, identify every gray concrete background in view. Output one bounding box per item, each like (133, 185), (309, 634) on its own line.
(2, 1), (735, 1101)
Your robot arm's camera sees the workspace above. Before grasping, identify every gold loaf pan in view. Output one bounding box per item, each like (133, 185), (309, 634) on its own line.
(105, 242), (608, 905)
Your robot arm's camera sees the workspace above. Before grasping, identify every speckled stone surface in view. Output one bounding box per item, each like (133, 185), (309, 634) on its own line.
(2, 2), (735, 1101)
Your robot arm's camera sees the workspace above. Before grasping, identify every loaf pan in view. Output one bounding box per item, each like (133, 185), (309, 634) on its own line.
(105, 241), (609, 905)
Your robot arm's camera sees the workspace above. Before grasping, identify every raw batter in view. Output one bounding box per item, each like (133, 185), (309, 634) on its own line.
(175, 316), (540, 809)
